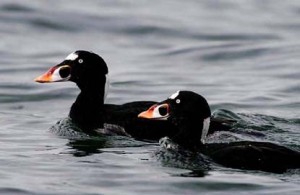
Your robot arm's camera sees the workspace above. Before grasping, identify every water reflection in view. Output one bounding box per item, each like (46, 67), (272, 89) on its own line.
(67, 138), (107, 157)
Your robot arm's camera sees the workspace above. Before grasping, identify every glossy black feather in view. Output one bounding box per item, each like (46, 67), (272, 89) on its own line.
(152, 91), (300, 173)
(37, 51), (233, 140)
(202, 141), (300, 173)
(38, 51), (231, 140)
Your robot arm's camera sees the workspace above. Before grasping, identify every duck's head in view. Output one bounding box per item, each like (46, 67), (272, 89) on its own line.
(138, 91), (211, 146)
(35, 50), (109, 93)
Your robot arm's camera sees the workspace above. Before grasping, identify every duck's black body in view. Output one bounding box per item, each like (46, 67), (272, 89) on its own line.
(35, 51), (176, 139)
(202, 141), (300, 173)
(139, 90), (300, 173)
(35, 51), (231, 140)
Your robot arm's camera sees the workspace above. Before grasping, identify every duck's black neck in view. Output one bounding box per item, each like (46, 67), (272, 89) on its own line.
(171, 117), (206, 149)
(69, 79), (106, 131)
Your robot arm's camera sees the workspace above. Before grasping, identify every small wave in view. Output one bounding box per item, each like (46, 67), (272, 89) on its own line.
(29, 18), (79, 32)
(155, 137), (211, 172)
(0, 187), (32, 195)
(212, 109), (242, 121)
(0, 3), (34, 12)
(193, 33), (280, 42)
(0, 89), (75, 103)
(202, 47), (269, 61)
(49, 118), (90, 139)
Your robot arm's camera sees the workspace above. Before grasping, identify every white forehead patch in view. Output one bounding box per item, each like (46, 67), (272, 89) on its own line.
(65, 52), (78, 61)
(169, 90), (180, 100)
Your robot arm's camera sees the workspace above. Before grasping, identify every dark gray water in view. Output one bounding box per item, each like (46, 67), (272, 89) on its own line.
(0, 0), (299, 194)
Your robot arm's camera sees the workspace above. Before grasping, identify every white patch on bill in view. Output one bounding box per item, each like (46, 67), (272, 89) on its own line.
(152, 104), (168, 120)
(169, 90), (180, 100)
(51, 68), (63, 81)
(201, 117), (210, 144)
(51, 65), (71, 82)
(65, 52), (78, 61)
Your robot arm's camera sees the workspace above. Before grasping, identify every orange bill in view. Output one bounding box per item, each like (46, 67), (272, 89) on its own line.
(34, 67), (56, 83)
(34, 65), (71, 83)
(138, 103), (169, 120)
(138, 105), (157, 119)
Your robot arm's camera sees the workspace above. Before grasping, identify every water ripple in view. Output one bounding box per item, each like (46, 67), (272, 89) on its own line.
(0, 3), (34, 12)
(0, 0), (300, 194)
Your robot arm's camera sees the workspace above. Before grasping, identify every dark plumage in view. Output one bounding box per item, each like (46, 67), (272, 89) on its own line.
(35, 51), (180, 139)
(35, 51), (230, 140)
(138, 90), (300, 173)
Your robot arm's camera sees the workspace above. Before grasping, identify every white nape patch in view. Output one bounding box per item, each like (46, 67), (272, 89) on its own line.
(169, 90), (180, 100)
(201, 117), (210, 144)
(104, 74), (110, 102)
(65, 52), (78, 61)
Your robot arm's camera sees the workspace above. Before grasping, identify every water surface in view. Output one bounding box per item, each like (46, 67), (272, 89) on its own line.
(0, 0), (299, 194)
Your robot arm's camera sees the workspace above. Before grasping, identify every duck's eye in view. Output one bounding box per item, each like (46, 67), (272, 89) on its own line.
(59, 66), (71, 78)
(176, 99), (181, 104)
(78, 59), (83, 63)
(158, 105), (168, 116)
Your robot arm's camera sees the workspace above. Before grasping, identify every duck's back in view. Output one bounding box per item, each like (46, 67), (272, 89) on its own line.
(203, 141), (300, 173)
